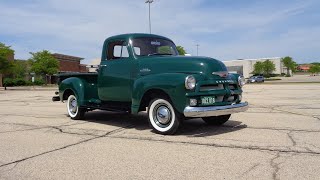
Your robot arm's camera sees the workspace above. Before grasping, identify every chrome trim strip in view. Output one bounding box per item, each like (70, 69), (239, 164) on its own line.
(184, 102), (249, 117)
(212, 71), (228, 78)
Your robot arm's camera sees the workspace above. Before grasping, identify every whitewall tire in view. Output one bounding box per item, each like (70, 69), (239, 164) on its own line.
(148, 98), (181, 135)
(67, 95), (85, 120)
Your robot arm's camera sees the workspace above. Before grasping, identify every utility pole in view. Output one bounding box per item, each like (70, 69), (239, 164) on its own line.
(196, 44), (200, 56)
(145, 0), (154, 34)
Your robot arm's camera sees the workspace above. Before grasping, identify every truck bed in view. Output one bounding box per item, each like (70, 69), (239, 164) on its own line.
(58, 72), (98, 84)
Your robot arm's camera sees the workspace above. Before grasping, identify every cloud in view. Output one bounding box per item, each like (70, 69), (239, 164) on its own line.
(0, 0), (319, 63)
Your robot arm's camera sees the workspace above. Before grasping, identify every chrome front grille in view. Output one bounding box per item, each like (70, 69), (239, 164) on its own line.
(200, 84), (224, 91)
(199, 83), (238, 104)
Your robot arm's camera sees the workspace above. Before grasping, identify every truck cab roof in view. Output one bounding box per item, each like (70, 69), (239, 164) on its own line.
(104, 33), (173, 43)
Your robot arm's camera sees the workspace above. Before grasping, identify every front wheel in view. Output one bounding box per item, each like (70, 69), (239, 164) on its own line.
(147, 98), (182, 135)
(67, 95), (85, 120)
(202, 114), (231, 125)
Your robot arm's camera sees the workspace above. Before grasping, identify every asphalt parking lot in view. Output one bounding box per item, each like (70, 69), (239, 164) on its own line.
(0, 84), (320, 179)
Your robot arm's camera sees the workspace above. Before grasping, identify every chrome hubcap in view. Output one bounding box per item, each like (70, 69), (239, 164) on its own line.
(154, 105), (171, 126)
(69, 97), (77, 115)
(157, 106), (170, 124)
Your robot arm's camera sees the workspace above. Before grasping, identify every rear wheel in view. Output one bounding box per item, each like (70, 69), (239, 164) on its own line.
(147, 98), (182, 135)
(202, 114), (231, 125)
(67, 95), (85, 120)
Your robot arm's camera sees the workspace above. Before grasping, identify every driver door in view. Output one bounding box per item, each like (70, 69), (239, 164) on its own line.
(97, 40), (133, 102)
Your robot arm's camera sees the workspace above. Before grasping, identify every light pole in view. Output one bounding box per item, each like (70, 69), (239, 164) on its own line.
(196, 44), (200, 56)
(145, 0), (154, 34)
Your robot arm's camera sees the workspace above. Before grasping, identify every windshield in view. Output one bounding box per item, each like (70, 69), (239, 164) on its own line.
(131, 37), (179, 56)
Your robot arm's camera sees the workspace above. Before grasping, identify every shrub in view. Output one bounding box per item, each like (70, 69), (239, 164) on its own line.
(3, 78), (33, 86)
(285, 74), (291, 77)
(3, 78), (15, 87)
(33, 79), (45, 85)
(14, 78), (27, 86)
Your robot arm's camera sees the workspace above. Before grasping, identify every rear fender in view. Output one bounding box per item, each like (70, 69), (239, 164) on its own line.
(59, 77), (85, 106)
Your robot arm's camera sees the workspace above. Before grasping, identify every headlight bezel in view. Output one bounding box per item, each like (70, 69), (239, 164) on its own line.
(238, 76), (246, 87)
(185, 75), (196, 90)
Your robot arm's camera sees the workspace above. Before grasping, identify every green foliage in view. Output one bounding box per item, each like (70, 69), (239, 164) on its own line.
(3, 78), (15, 86)
(281, 56), (297, 75)
(3, 78), (44, 87)
(12, 60), (29, 78)
(252, 60), (276, 77)
(3, 78), (27, 86)
(33, 79), (45, 85)
(176, 46), (187, 55)
(0, 42), (14, 75)
(253, 61), (264, 74)
(309, 65), (320, 74)
(29, 50), (59, 77)
(263, 60), (276, 77)
(0, 42), (14, 57)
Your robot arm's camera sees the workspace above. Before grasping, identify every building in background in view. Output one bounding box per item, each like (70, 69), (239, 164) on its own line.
(52, 53), (88, 73)
(49, 53), (88, 84)
(297, 64), (311, 72)
(222, 57), (288, 78)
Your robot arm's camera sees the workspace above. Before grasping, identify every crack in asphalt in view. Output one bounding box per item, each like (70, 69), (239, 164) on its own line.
(50, 127), (101, 137)
(270, 152), (281, 180)
(105, 135), (320, 155)
(0, 163), (19, 174)
(0, 125), (134, 169)
(223, 124), (320, 133)
(239, 163), (261, 177)
(2, 120), (319, 135)
(0, 114), (66, 119)
(0, 121), (91, 135)
(287, 131), (297, 147)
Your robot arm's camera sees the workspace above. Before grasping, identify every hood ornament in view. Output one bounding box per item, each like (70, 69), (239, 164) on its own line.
(212, 71), (228, 78)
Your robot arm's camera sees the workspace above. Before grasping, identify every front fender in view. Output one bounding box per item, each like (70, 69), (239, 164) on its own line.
(132, 73), (193, 114)
(59, 77), (85, 106)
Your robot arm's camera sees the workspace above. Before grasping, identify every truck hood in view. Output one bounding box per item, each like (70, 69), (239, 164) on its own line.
(138, 56), (228, 78)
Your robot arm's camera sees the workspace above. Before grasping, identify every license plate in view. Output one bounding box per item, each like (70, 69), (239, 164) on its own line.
(201, 96), (215, 105)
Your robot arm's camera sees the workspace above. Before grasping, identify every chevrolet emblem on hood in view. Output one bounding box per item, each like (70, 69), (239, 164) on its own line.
(212, 71), (228, 78)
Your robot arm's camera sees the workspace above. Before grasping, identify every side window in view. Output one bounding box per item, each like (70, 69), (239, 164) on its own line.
(107, 41), (129, 60)
(133, 47), (141, 55)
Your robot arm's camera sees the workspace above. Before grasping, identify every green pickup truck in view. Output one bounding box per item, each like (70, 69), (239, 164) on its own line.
(53, 33), (248, 134)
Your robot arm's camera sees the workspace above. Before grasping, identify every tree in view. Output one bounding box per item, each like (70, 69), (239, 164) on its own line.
(0, 43), (14, 75)
(12, 60), (29, 78)
(262, 60), (276, 77)
(281, 56), (297, 76)
(309, 65), (320, 75)
(0, 43), (14, 87)
(176, 46), (187, 55)
(28, 50), (59, 83)
(253, 61), (264, 75)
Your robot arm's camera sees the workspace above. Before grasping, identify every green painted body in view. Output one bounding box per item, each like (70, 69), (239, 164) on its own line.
(58, 33), (243, 114)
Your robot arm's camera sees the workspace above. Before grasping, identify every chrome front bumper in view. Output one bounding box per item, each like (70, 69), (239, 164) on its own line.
(183, 102), (249, 117)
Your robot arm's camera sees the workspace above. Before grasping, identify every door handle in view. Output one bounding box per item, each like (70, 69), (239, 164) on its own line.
(100, 65), (107, 67)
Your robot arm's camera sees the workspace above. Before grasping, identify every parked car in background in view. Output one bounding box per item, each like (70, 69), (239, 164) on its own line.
(247, 76), (265, 83)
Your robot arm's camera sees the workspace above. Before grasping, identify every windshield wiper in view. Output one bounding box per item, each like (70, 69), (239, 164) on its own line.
(148, 53), (173, 56)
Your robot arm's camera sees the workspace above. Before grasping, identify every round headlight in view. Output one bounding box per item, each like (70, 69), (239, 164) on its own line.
(185, 75), (196, 90)
(238, 76), (246, 87)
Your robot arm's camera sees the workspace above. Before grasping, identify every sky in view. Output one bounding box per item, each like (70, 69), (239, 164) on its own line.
(0, 0), (319, 64)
